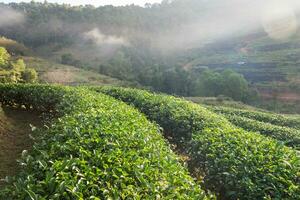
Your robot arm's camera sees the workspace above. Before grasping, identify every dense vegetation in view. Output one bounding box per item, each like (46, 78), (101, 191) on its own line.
(0, 1), (257, 102)
(1, 0), (300, 113)
(211, 106), (300, 129)
(0, 84), (208, 199)
(0, 1), (300, 199)
(94, 86), (300, 200)
(211, 110), (300, 148)
(0, 47), (37, 83)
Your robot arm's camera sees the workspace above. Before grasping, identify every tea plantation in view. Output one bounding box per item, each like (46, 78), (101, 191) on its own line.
(0, 84), (208, 199)
(0, 84), (299, 199)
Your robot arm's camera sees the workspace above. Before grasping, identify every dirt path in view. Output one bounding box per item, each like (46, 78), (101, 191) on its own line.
(0, 106), (41, 187)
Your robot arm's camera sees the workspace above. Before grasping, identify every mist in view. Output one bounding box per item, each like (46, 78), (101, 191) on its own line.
(151, 0), (300, 51)
(83, 28), (129, 47)
(1, 0), (300, 55)
(0, 6), (24, 27)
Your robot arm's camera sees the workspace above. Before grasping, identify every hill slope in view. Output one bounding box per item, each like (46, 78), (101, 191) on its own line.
(23, 56), (132, 86)
(0, 36), (133, 87)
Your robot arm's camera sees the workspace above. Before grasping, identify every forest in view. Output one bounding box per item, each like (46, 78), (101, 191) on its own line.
(0, 0), (257, 102)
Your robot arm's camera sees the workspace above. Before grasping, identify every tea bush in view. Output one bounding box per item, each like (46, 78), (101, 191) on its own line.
(214, 113), (300, 149)
(0, 84), (209, 199)
(211, 106), (300, 129)
(95, 86), (300, 200)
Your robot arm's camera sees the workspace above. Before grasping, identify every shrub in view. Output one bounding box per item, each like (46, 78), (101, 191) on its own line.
(94, 86), (300, 200)
(212, 112), (300, 149)
(211, 106), (300, 129)
(0, 84), (209, 199)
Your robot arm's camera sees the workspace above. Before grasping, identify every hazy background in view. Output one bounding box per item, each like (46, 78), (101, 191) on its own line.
(1, 0), (300, 113)
(1, 0), (162, 6)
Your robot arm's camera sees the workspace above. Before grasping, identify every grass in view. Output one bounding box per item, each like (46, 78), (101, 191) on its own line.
(22, 57), (132, 86)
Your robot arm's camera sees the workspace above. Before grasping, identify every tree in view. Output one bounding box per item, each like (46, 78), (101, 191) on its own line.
(196, 69), (224, 96)
(194, 69), (252, 102)
(22, 68), (38, 83)
(0, 47), (38, 83)
(11, 59), (26, 71)
(0, 47), (10, 68)
(222, 69), (249, 101)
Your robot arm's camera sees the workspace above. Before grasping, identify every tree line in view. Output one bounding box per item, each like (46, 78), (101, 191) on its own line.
(0, 1), (258, 102)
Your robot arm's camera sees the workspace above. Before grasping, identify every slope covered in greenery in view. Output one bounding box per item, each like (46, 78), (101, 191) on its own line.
(23, 57), (134, 86)
(0, 1), (267, 103)
(0, 84), (207, 199)
(0, 37), (133, 86)
(0, 84), (299, 199)
(94, 86), (300, 199)
(210, 106), (300, 129)
(0, 0), (298, 113)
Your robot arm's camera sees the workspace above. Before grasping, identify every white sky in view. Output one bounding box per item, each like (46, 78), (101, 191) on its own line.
(1, 0), (162, 6)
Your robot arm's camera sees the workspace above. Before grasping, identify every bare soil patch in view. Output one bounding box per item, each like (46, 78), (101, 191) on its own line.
(0, 106), (41, 187)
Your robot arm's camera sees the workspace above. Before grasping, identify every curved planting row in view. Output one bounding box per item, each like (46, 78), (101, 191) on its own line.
(0, 84), (208, 199)
(210, 106), (300, 129)
(95, 86), (300, 200)
(212, 112), (300, 149)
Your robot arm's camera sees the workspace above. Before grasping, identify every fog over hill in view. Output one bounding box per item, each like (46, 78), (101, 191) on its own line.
(1, 0), (162, 6)
(1, 0), (300, 112)
(1, 0), (300, 51)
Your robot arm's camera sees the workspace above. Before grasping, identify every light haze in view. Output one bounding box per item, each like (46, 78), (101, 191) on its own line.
(1, 0), (162, 6)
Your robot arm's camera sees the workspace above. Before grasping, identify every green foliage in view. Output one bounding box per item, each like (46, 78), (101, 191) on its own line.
(61, 53), (82, 67)
(21, 68), (38, 83)
(100, 51), (135, 81)
(11, 59), (26, 71)
(95, 86), (300, 199)
(0, 47), (10, 67)
(0, 36), (28, 56)
(0, 84), (209, 199)
(195, 69), (256, 102)
(1, 2), (257, 100)
(212, 109), (300, 148)
(0, 47), (38, 83)
(211, 106), (300, 129)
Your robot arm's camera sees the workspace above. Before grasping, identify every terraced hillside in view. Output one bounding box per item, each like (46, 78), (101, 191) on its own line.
(94, 86), (300, 199)
(207, 106), (300, 149)
(0, 84), (299, 199)
(188, 97), (300, 148)
(183, 32), (300, 113)
(0, 84), (208, 199)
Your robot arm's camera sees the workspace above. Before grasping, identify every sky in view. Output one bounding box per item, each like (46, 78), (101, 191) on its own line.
(1, 0), (162, 6)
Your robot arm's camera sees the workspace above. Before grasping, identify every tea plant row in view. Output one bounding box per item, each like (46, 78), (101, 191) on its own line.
(210, 106), (300, 129)
(95, 86), (300, 200)
(211, 112), (300, 149)
(0, 84), (209, 199)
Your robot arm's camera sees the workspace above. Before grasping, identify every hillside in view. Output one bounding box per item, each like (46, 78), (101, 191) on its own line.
(23, 56), (133, 86)
(181, 32), (300, 113)
(0, 1), (299, 113)
(0, 36), (134, 87)
(1, 1), (300, 199)
(0, 84), (299, 199)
